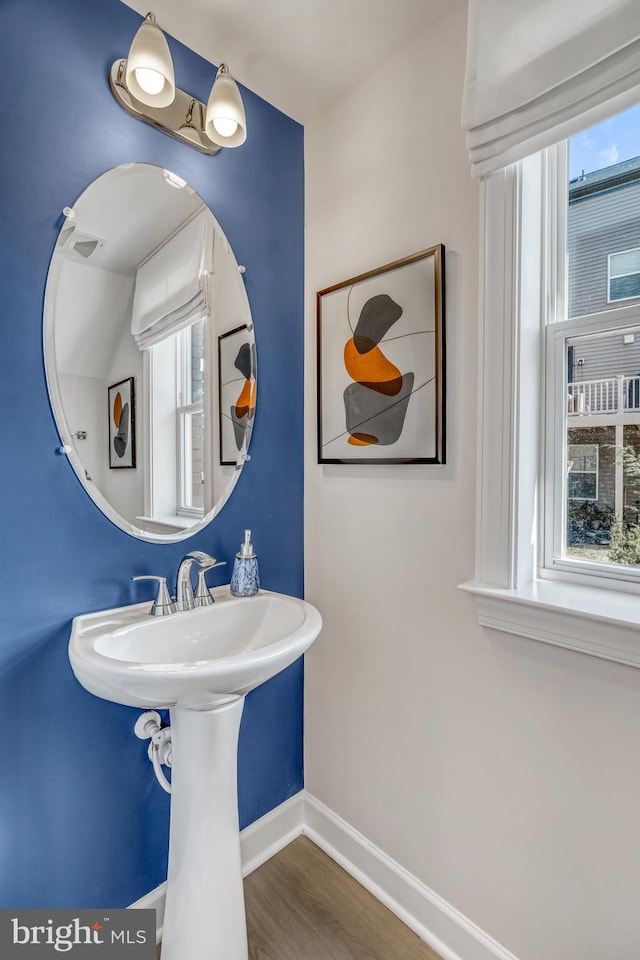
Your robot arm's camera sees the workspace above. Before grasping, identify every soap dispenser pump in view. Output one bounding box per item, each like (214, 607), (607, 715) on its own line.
(230, 530), (260, 597)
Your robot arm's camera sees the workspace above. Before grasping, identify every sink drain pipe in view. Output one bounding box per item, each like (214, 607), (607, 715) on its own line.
(134, 711), (172, 794)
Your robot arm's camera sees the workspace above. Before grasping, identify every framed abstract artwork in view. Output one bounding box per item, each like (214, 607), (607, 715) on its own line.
(317, 245), (446, 464)
(218, 324), (257, 466)
(108, 376), (136, 469)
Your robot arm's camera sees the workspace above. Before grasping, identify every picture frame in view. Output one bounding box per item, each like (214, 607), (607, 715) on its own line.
(317, 245), (445, 464)
(108, 376), (136, 469)
(218, 324), (257, 466)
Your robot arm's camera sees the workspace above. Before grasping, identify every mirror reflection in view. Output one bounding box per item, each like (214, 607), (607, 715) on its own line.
(44, 163), (256, 541)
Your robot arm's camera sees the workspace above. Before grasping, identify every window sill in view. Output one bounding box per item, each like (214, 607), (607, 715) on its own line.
(136, 514), (194, 532)
(458, 578), (640, 669)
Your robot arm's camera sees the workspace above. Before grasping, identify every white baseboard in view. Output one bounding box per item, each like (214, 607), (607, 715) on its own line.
(240, 790), (305, 877)
(302, 793), (519, 960)
(130, 790), (519, 960)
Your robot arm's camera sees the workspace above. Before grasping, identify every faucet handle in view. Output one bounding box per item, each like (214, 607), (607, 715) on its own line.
(194, 561), (227, 607)
(132, 576), (177, 617)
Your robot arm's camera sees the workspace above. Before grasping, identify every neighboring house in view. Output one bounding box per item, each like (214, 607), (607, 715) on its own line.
(567, 156), (640, 533)
(569, 155), (640, 317)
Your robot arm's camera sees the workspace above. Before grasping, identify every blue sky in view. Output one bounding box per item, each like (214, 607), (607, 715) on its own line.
(569, 103), (640, 179)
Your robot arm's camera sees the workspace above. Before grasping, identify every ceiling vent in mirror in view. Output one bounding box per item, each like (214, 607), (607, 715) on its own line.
(58, 225), (106, 261)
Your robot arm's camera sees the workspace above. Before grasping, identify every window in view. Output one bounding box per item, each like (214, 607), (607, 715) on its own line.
(461, 100), (640, 670)
(547, 107), (640, 582)
(147, 317), (208, 524)
(567, 444), (598, 500)
(609, 248), (640, 303)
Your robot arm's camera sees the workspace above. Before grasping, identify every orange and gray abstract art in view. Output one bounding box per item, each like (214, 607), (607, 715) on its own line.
(343, 293), (414, 446)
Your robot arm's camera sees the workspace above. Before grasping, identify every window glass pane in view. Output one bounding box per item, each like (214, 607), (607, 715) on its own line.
(564, 327), (640, 565)
(567, 443), (597, 472)
(567, 472), (597, 500)
(568, 104), (640, 318)
(181, 411), (204, 512)
(610, 249), (640, 278)
(610, 274), (640, 302)
(189, 411), (204, 510)
(190, 318), (205, 404)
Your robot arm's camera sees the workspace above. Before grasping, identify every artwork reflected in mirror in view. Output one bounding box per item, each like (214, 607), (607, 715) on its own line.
(44, 163), (256, 541)
(108, 377), (136, 468)
(219, 325), (256, 466)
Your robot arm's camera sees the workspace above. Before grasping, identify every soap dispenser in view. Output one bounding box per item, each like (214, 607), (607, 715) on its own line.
(230, 530), (260, 597)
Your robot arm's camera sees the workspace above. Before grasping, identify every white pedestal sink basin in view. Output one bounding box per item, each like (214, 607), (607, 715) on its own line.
(69, 586), (322, 960)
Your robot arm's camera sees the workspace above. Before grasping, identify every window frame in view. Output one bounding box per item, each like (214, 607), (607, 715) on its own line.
(176, 408), (204, 517)
(459, 139), (640, 671)
(544, 305), (640, 587)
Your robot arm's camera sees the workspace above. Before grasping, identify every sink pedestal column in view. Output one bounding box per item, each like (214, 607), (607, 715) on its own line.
(160, 696), (247, 960)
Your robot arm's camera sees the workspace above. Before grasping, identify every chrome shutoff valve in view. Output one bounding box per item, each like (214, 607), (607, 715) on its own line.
(134, 711), (172, 793)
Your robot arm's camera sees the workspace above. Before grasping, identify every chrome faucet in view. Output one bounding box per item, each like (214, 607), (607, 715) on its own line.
(175, 551), (224, 611)
(133, 551), (226, 616)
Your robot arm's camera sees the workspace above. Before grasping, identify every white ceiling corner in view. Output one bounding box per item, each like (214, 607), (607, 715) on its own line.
(119, 0), (456, 123)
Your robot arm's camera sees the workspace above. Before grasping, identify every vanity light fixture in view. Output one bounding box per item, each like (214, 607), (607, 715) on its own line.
(109, 11), (247, 156)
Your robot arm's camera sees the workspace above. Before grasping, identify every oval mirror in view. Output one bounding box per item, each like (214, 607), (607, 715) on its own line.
(44, 163), (256, 541)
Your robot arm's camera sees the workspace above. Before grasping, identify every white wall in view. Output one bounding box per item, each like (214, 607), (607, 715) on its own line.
(55, 260), (133, 378)
(53, 258), (143, 520)
(304, 4), (640, 959)
(57, 373), (106, 492)
(102, 302), (144, 524)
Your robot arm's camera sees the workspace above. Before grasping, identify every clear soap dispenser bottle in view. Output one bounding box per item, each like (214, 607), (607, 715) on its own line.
(230, 530), (260, 597)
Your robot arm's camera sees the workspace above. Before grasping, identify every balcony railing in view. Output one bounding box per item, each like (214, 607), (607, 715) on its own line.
(568, 375), (640, 414)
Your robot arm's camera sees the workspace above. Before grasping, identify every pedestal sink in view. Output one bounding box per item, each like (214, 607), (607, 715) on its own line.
(69, 586), (322, 960)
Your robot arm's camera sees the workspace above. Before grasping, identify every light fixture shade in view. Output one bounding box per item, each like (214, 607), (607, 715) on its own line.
(205, 67), (247, 148)
(125, 16), (175, 108)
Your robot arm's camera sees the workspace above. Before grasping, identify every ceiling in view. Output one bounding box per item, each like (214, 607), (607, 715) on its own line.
(121, 0), (455, 123)
(64, 164), (204, 275)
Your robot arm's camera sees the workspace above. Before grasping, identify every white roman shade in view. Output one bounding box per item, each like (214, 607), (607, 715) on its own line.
(462, 0), (640, 177)
(131, 208), (214, 350)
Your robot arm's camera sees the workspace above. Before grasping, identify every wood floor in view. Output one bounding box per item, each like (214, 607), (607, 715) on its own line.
(245, 836), (443, 960)
(158, 836), (443, 959)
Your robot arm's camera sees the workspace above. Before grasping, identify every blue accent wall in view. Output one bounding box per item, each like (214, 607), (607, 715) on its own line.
(0, 0), (304, 908)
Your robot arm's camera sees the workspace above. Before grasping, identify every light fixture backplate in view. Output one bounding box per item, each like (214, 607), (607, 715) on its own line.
(109, 60), (221, 156)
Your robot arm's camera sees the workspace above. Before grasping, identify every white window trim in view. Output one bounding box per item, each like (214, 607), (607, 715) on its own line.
(459, 148), (640, 670)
